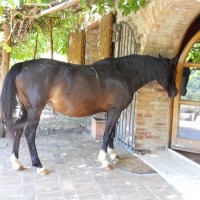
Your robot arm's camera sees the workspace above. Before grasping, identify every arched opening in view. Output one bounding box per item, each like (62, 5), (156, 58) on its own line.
(178, 14), (200, 55)
(171, 14), (200, 153)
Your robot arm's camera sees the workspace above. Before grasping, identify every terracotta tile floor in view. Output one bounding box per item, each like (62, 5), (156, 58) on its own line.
(0, 107), (183, 200)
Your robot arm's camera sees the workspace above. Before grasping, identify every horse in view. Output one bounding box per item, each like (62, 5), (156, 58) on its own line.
(181, 67), (191, 96)
(0, 54), (178, 175)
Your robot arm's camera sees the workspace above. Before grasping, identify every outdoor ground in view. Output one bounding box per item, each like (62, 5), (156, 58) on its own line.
(0, 106), (183, 200)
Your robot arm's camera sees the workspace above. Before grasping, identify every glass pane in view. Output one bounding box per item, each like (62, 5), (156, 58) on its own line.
(178, 105), (200, 140)
(185, 40), (200, 63)
(181, 67), (200, 101)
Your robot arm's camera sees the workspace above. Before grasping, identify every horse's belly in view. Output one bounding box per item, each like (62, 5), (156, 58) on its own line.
(48, 99), (104, 117)
(48, 83), (131, 117)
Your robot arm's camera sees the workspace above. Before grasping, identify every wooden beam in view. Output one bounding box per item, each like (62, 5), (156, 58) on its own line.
(49, 17), (54, 60)
(0, 22), (11, 93)
(33, 32), (38, 59)
(20, 0), (81, 19)
(183, 62), (200, 68)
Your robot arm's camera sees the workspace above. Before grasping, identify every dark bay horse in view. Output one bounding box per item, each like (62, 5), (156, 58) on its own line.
(0, 54), (178, 175)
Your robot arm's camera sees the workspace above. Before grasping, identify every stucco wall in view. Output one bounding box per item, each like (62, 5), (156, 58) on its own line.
(116, 0), (200, 151)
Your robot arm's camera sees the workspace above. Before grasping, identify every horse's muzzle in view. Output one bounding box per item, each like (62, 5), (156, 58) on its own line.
(168, 89), (178, 98)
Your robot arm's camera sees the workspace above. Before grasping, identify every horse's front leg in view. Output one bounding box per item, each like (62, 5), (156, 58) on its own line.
(10, 106), (27, 171)
(98, 109), (121, 169)
(24, 109), (48, 175)
(107, 127), (120, 161)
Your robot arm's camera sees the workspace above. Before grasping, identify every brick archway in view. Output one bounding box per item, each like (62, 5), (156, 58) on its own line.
(118, 0), (200, 57)
(143, 0), (200, 57)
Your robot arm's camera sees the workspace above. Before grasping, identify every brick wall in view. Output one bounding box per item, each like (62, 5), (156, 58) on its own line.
(116, 0), (200, 151)
(85, 26), (99, 65)
(85, 13), (113, 64)
(135, 82), (170, 151)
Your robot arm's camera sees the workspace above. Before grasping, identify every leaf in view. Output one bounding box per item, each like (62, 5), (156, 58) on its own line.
(2, 43), (12, 52)
(0, 6), (4, 16)
(81, 0), (86, 9)
(118, 0), (148, 15)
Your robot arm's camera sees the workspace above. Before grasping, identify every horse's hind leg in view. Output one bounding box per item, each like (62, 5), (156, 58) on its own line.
(24, 109), (48, 175)
(98, 109), (121, 169)
(10, 105), (27, 171)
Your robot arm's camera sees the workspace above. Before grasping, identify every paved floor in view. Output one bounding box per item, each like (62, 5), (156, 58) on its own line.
(0, 107), (183, 200)
(140, 149), (200, 200)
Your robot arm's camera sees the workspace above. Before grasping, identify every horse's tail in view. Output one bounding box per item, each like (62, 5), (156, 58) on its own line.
(0, 62), (24, 124)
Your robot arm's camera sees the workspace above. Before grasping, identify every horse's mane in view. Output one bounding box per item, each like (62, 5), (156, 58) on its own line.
(30, 56), (169, 81)
(112, 55), (169, 83)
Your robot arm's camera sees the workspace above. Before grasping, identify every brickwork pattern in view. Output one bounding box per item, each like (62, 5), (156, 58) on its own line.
(116, 0), (200, 151)
(0, 108), (183, 200)
(135, 82), (170, 151)
(117, 0), (200, 57)
(85, 27), (99, 65)
(0, 132), (182, 200)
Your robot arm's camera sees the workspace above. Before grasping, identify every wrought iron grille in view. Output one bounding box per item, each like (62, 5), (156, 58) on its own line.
(113, 22), (137, 153)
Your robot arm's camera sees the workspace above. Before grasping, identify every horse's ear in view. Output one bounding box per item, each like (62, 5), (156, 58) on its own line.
(159, 54), (162, 58)
(172, 55), (179, 67)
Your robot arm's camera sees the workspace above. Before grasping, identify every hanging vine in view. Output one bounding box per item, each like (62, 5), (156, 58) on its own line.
(0, 0), (149, 63)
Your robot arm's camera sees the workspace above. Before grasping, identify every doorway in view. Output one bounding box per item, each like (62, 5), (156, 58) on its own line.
(171, 31), (200, 153)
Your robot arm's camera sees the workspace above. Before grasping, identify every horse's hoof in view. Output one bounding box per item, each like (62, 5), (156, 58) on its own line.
(37, 167), (49, 175)
(113, 155), (121, 163)
(10, 154), (24, 171)
(12, 164), (24, 171)
(111, 154), (120, 160)
(105, 165), (114, 171)
(107, 148), (120, 161)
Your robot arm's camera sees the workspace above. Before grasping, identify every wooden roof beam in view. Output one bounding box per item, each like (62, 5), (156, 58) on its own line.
(19, 0), (81, 19)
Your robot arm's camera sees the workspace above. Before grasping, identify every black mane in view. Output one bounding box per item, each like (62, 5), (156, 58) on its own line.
(114, 55), (169, 84)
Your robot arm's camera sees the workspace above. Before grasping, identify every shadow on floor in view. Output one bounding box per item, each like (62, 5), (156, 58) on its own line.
(175, 150), (200, 165)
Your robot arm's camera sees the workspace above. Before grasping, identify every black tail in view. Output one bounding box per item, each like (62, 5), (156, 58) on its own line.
(0, 62), (24, 123)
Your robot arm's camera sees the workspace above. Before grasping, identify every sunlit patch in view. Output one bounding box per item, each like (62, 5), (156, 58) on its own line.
(77, 165), (87, 168)
(60, 153), (67, 157)
(125, 181), (132, 185)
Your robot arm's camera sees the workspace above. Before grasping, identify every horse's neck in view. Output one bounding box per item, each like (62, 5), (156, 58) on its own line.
(129, 70), (156, 93)
(117, 56), (158, 93)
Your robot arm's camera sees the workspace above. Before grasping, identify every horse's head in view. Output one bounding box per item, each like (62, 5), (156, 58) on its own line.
(181, 68), (190, 96)
(157, 55), (178, 98)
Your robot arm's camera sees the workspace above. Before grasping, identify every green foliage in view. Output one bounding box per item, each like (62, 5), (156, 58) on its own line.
(11, 9), (79, 61)
(81, 0), (87, 9)
(91, 0), (115, 15)
(2, 43), (12, 52)
(182, 69), (200, 101)
(186, 41), (200, 63)
(51, 11), (79, 55)
(0, 0), (16, 9)
(182, 41), (200, 101)
(0, 6), (4, 15)
(11, 31), (48, 61)
(118, 0), (148, 15)
(0, 0), (149, 63)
